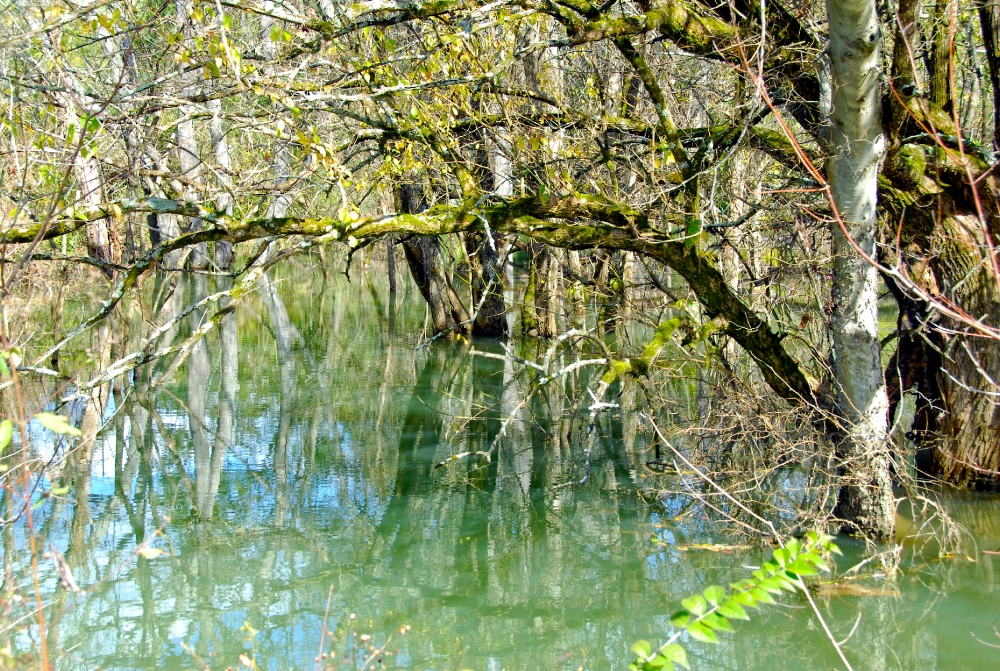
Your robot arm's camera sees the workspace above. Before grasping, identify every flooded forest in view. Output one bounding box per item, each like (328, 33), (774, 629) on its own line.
(2, 0), (1000, 667)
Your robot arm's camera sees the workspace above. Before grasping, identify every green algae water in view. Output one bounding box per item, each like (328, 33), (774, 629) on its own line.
(4, 259), (1000, 670)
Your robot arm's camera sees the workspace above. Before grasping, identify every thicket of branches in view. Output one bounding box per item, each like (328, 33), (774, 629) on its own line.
(1, 0), (1000, 542)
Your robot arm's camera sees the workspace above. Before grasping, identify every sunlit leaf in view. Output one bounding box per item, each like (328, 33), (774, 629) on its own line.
(702, 585), (725, 606)
(702, 612), (733, 632)
(669, 611), (691, 628)
(729, 591), (759, 609)
(681, 595), (707, 617)
(787, 559), (817, 576)
(35, 413), (82, 437)
(630, 640), (651, 659)
(645, 655), (672, 670)
(685, 622), (718, 644)
(717, 599), (749, 620)
(661, 644), (689, 670)
(805, 553), (831, 572)
(136, 546), (166, 559)
(0, 420), (12, 451)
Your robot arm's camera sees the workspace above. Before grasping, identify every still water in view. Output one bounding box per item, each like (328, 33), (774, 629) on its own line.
(4, 258), (1000, 670)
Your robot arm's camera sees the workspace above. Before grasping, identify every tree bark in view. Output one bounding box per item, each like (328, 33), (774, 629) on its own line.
(926, 0), (955, 111)
(462, 94), (509, 337)
(825, 0), (895, 537)
(397, 183), (471, 336)
(175, 0), (208, 270)
(208, 98), (234, 271)
(980, 0), (1000, 150)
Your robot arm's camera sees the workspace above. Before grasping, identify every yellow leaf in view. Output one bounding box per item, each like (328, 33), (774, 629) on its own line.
(136, 546), (166, 559)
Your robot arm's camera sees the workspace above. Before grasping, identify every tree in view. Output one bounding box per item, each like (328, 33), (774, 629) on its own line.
(3, 0), (1000, 539)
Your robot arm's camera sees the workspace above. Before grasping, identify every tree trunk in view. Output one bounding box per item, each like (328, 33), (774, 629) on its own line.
(175, 0), (208, 270)
(397, 183), (470, 336)
(565, 250), (587, 324)
(464, 230), (509, 336)
(462, 94), (508, 337)
(75, 153), (121, 276)
(825, 0), (895, 537)
(209, 98), (234, 271)
(926, 0), (955, 111)
(980, 0), (1000, 150)
(537, 242), (560, 338)
(928, 213), (1000, 485)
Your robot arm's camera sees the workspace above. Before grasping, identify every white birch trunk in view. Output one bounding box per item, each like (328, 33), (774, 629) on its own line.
(209, 98), (234, 270)
(825, 0), (894, 537)
(175, 0), (207, 269)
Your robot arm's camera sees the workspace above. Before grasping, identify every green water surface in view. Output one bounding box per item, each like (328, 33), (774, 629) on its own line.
(4, 260), (1000, 670)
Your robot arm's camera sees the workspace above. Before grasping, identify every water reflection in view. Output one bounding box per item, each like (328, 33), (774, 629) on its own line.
(5, 263), (1000, 670)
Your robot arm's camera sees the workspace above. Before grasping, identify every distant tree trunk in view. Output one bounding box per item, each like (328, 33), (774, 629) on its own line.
(521, 250), (539, 336)
(600, 251), (633, 334)
(464, 230), (508, 336)
(258, 4), (294, 266)
(565, 250), (587, 323)
(208, 98), (234, 271)
(980, 0), (1000, 150)
(825, 0), (894, 537)
(520, 20), (562, 338)
(387, 238), (397, 293)
(463, 94), (508, 337)
(926, 0), (955, 111)
(74, 153), (121, 276)
(175, 0), (208, 270)
(397, 184), (470, 336)
(532, 242), (560, 338)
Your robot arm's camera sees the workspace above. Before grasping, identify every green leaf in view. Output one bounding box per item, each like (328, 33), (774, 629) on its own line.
(0, 420), (12, 452)
(35, 413), (81, 437)
(759, 577), (785, 594)
(669, 611), (691, 628)
(773, 548), (790, 567)
(661, 644), (689, 670)
(749, 588), (776, 605)
(703, 585), (725, 606)
(729, 591), (759, 609)
(539, 183), (550, 204)
(681, 595), (707, 617)
(685, 622), (718, 644)
(787, 559), (817, 576)
(684, 218), (701, 249)
(645, 655), (672, 670)
(804, 553), (831, 572)
(702, 612), (733, 632)
(630, 641), (652, 659)
(717, 599), (749, 620)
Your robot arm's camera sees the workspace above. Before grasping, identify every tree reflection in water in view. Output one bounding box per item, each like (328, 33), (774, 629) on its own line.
(5, 263), (1000, 671)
